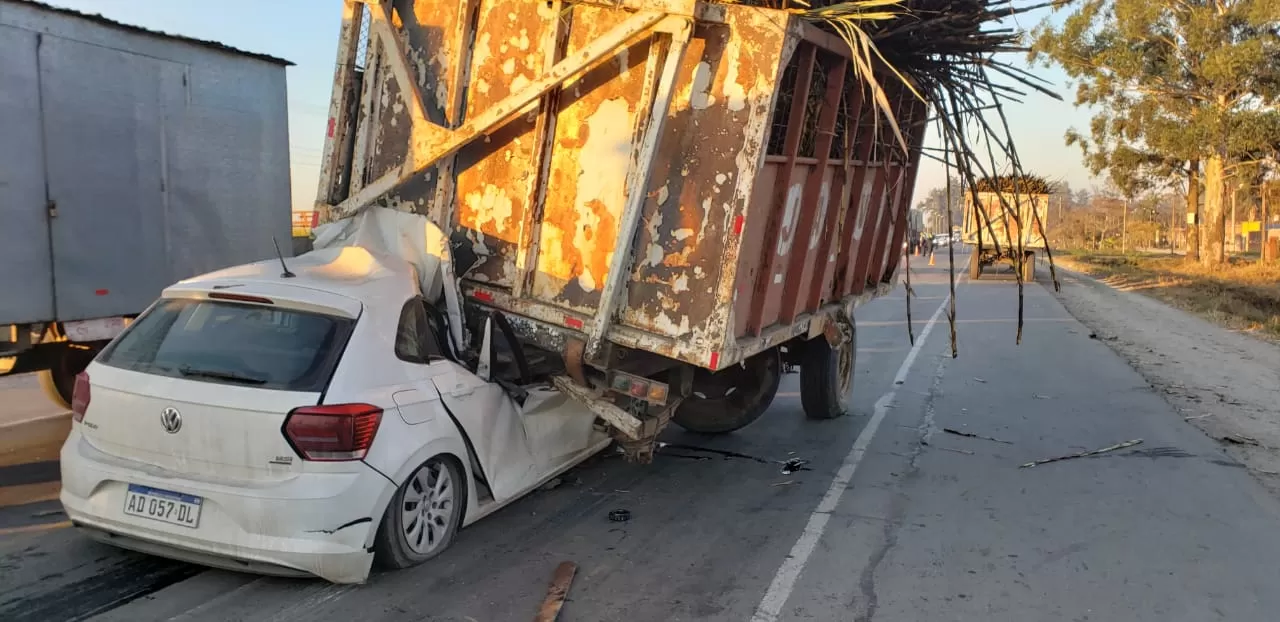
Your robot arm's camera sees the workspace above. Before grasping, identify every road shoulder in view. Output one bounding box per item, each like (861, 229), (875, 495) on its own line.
(1054, 268), (1280, 497)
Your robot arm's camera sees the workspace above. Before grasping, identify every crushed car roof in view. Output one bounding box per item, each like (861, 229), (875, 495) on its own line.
(174, 246), (418, 304)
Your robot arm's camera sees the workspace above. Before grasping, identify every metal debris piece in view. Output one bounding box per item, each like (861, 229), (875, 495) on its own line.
(943, 428), (1012, 444)
(1220, 434), (1260, 446)
(781, 458), (811, 475)
(1184, 414), (1213, 421)
(973, 377), (987, 383)
(1019, 439), (1144, 468)
(772, 480), (796, 487)
(533, 561), (578, 622)
(1033, 394), (1050, 400)
(608, 509), (631, 522)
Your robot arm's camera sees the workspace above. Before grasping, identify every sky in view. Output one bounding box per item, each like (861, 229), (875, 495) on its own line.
(37, 0), (1100, 212)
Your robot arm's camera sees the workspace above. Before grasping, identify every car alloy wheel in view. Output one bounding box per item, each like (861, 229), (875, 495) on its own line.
(374, 455), (465, 569)
(401, 458), (456, 555)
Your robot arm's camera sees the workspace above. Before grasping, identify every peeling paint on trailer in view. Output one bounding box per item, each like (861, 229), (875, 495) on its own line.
(530, 4), (649, 314)
(452, 0), (556, 287)
(315, 1), (924, 372)
(621, 9), (788, 361)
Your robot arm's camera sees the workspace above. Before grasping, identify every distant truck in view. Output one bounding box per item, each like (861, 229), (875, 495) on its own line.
(963, 176), (1049, 281)
(0, 1), (293, 408)
(313, 0), (925, 460)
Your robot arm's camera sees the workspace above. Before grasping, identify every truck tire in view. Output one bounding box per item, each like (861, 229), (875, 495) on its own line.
(1021, 252), (1035, 283)
(38, 344), (102, 410)
(672, 347), (781, 435)
(800, 320), (856, 420)
(968, 249), (982, 280)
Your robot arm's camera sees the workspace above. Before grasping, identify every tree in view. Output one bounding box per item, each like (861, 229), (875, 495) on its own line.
(1031, 0), (1280, 267)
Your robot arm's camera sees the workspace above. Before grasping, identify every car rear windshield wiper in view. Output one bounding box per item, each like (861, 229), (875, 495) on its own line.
(178, 366), (267, 385)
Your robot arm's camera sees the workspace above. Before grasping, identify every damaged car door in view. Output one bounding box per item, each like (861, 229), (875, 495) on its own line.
(431, 314), (538, 503)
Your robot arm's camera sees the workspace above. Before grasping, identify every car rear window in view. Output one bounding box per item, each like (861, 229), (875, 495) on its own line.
(98, 298), (355, 392)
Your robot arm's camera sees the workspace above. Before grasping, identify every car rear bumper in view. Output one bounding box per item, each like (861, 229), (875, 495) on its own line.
(59, 428), (392, 584)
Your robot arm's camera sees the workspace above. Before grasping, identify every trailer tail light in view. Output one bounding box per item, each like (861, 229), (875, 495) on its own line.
(472, 290), (494, 303)
(283, 403), (383, 461)
(71, 372), (91, 423)
(607, 371), (669, 406)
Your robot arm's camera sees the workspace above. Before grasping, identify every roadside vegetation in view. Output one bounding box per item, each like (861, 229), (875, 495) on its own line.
(1057, 250), (1280, 340)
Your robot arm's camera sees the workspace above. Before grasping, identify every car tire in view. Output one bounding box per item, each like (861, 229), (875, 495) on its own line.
(373, 455), (465, 570)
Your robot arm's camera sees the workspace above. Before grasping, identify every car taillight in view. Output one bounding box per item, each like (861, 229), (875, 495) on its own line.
(282, 403), (382, 461)
(71, 372), (91, 422)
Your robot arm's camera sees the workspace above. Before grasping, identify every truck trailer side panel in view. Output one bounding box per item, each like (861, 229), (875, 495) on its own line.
(0, 0), (292, 325)
(0, 25), (54, 325)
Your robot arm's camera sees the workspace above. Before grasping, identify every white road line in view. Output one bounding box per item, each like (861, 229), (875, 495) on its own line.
(750, 291), (953, 622)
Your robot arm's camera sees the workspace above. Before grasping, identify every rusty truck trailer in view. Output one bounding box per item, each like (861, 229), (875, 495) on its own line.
(315, 0), (923, 458)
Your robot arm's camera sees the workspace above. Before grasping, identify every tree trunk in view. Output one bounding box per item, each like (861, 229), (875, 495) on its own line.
(1122, 197), (1129, 253)
(1202, 154), (1228, 267)
(1186, 160), (1200, 262)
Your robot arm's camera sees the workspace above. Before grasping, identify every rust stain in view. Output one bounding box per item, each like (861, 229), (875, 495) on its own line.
(453, 0), (552, 286)
(533, 4), (651, 313)
(332, 0), (920, 370)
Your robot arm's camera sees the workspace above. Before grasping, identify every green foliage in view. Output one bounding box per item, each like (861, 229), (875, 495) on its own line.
(1030, 0), (1280, 265)
(1030, 0), (1280, 186)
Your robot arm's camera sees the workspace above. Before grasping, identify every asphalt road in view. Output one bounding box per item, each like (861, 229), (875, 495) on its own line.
(3, 251), (1279, 621)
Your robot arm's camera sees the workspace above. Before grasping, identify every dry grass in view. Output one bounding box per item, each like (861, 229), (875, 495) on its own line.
(1059, 251), (1280, 341)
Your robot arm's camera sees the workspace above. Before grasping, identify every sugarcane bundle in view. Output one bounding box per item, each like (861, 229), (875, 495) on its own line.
(974, 175), (1053, 195)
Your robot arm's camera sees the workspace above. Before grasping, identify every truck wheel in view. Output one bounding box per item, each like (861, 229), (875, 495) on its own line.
(38, 344), (102, 410)
(800, 321), (856, 420)
(672, 347), (781, 435)
(968, 249), (982, 279)
(1021, 252), (1035, 283)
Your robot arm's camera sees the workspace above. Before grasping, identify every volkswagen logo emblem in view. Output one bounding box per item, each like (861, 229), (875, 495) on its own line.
(160, 407), (182, 434)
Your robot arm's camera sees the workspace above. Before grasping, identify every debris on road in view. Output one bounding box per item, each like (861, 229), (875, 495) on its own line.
(659, 442), (811, 474)
(781, 458), (811, 475)
(1184, 414), (1213, 421)
(1019, 439), (1144, 468)
(943, 428), (1013, 444)
(923, 441), (975, 456)
(533, 561), (577, 622)
(608, 509), (631, 523)
(973, 377), (987, 383)
(1219, 434), (1261, 446)
(1033, 394), (1051, 400)
(772, 480), (797, 487)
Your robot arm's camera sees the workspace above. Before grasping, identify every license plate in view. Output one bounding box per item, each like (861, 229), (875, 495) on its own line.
(123, 484), (202, 528)
(64, 317), (129, 342)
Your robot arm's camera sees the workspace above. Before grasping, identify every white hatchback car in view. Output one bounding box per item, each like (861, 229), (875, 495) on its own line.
(60, 246), (611, 583)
